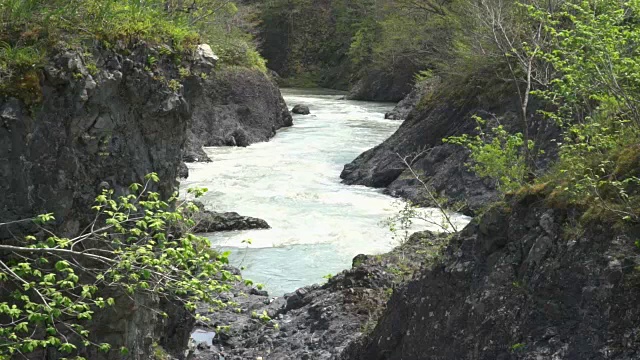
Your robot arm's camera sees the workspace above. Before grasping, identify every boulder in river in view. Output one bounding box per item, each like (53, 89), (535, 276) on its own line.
(291, 104), (310, 115)
(190, 202), (270, 233)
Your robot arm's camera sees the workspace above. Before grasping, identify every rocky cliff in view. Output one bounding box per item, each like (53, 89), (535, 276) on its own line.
(182, 68), (292, 163)
(342, 195), (640, 359)
(341, 76), (559, 215)
(384, 78), (437, 120)
(0, 41), (290, 359)
(0, 44), (190, 238)
(345, 67), (415, 103)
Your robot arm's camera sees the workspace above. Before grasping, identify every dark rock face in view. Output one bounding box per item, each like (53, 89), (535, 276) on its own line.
(342, 203), (640, 360)
(384, 78), (438, 120)
(341, 79), (560, 214)
(0, 45), (194, 359)
(292, 104), (310, 115)
(191, 202), (270, 233)
(0, 44), (286, 359)
(191, 232), (446, 360)
(0, 47), (189, 238)
(346, 68), (415, 102)
(182, 68), (293, 162)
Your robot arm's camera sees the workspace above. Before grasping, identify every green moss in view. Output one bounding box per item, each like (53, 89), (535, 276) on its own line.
(614, 144), (640, 178)
(1, 69), (42, 105)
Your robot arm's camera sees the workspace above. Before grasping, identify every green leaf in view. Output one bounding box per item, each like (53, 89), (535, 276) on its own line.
(98, 343), (112, 353)
(59, 342), (77, 353)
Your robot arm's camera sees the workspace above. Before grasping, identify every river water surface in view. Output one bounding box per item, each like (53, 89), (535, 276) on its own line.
(182, 88), (470, 296)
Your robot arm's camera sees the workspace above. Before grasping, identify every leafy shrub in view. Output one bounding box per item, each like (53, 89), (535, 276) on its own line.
(445, 116), (533, 193)
(0, 0), (267, 101)
(532, 0), (640, 224)
(0, 174), (237, 358)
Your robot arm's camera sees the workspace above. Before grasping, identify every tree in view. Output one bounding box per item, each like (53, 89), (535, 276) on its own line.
(532, 0), (640, 223)
(466, 0), (559, 171)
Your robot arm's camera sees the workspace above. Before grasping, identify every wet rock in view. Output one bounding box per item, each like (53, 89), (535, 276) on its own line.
(250, 288), (269, 297)
(197, 341), (212, 350)
(291, 104), (310, 115)
(191, 202), (270, 233)
(178, 161), (189, 179)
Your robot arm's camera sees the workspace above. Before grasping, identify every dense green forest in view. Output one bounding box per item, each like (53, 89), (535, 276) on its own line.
(258, 0), (454, 90)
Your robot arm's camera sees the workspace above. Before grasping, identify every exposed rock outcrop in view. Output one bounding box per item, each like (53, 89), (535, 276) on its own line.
(0, 42), (288, 359)
(346, 68), (415, 102)
(342, 199), (640, 360)
(182, 68), (293, 163)
(341, 76), (560, 215)
(384, 77), (438, 120)
(190, 231), (447, 360)
(0, 45), (189, 238)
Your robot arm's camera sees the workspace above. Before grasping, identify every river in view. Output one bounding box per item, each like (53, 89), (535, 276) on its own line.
(182, 88), (471, 296)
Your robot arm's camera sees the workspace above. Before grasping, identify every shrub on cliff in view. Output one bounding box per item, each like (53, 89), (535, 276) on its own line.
(445, 0), (640, 225)
(0, 174), (235, 358)
(0, 0), (266, 101)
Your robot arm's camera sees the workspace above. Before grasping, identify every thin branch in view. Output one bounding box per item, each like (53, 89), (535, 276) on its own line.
(396, 153), (459, 233)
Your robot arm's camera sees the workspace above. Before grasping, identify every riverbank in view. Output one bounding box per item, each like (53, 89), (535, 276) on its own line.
(190, 231), (450, 359)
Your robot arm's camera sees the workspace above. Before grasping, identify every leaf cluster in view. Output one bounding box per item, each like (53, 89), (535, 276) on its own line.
(0, 174), (237, 358)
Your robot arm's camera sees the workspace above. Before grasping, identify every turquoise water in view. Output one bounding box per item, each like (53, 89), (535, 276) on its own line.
(182, 88), (470, 296)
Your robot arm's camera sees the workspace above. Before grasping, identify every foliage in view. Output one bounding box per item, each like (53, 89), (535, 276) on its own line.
(384, 201), (415, 252)
(258, 0), (458, 86)
(0, 174), (237, 358)
(440, 0), (640, 226)
(531, 0), (640, 224)
(445, 115), (534, 193)
(250, 310), (274, 324)
(534, 0), (640, 127)
(549, 120), (640, 222)
(0, 0), (267, 101)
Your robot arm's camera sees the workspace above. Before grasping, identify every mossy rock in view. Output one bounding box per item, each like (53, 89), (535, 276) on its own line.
(614, 144), (640, 178)
(1, 69), (42, 105)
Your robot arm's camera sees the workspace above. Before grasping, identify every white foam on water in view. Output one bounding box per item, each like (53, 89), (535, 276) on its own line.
(181, 88), (471, 295)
